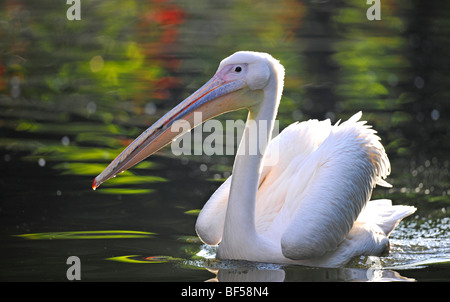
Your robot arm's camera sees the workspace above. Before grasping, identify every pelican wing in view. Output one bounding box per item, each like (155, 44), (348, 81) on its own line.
(274, 113), (391, 260)
(254, 118), (333, 236)
(195, 176), (231, 245)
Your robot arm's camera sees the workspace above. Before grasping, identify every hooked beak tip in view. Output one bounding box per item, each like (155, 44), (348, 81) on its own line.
(92, 178), (99, 191)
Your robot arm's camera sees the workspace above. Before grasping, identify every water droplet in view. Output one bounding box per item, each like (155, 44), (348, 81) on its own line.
(414, 76), (424, 89)
(292, 110), (303, 121)
(10, 76), (21, 98)
(431, 109), (440, 121)
(145, 103), (156, 115)
(38, 158), (46, 167)
(89, 55), (104, 73)
(86, 101), (97, 114)
(61, 136), (70, 146)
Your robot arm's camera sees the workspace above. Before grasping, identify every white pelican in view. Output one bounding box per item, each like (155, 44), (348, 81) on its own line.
(93, 51), (416, 267)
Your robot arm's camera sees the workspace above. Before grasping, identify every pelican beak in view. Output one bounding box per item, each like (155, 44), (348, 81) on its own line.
(92, 73), (247, 190)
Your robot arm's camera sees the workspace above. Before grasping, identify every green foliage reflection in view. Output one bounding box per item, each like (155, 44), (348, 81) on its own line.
(17, 230), (156, 240)
(0, 0), (448, 203)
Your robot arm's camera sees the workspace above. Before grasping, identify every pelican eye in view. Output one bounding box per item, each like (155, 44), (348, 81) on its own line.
(234, 66), (242, 72)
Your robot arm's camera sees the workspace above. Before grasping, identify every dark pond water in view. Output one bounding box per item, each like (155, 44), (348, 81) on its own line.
(0, 0), (449, 282)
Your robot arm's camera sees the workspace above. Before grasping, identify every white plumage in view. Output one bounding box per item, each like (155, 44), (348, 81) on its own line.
(197, 112), (415, 267)
(94, 51), (416, 267)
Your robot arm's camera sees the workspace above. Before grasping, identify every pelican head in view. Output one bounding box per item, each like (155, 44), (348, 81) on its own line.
(93, 51), (284, 189)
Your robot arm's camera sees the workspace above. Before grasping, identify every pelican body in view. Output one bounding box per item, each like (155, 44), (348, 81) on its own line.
(93, 51), (416, 267)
